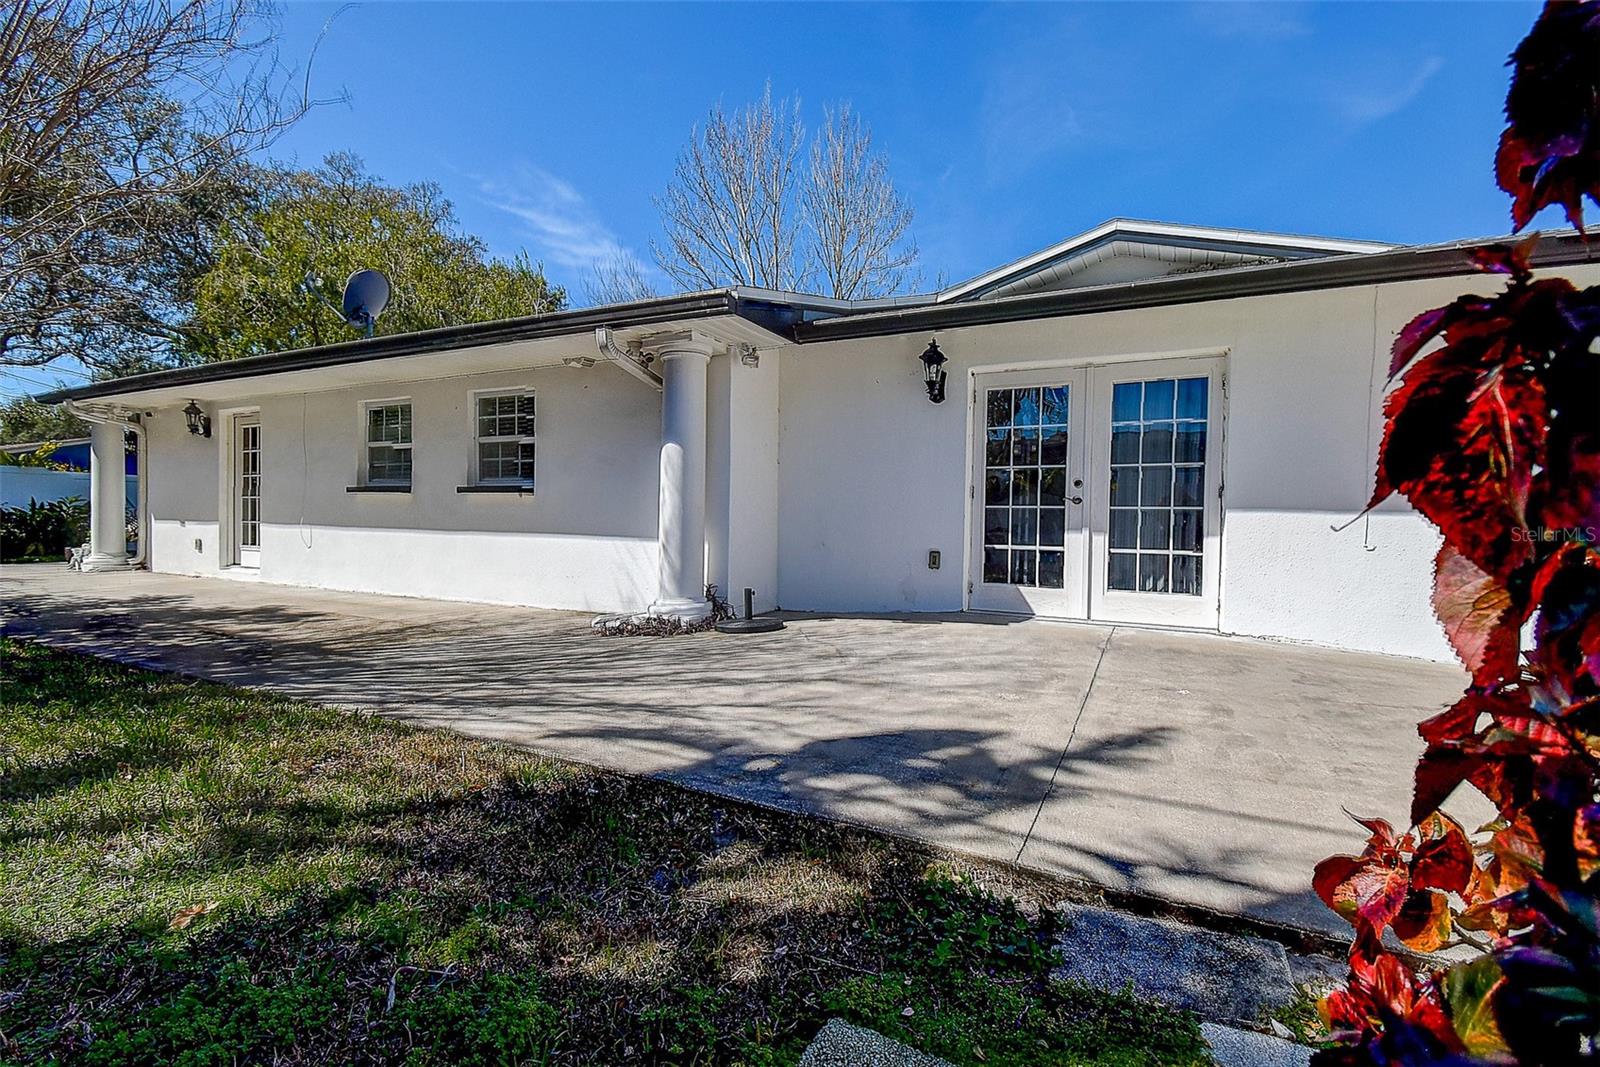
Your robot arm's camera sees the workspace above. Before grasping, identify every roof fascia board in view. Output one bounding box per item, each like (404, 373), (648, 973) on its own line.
(794, 231), (1595, 343)
(36, 291), (745, 404)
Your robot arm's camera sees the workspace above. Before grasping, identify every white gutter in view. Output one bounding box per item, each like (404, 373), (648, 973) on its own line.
(64, 400), (147, 568)
(594, 327), (663, 391)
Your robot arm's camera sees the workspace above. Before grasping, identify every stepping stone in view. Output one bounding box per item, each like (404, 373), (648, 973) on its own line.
(1051, 904), (1297, 1024)
(799, 1019), (953, 1067)
(1201, 1022), (1313, 1067)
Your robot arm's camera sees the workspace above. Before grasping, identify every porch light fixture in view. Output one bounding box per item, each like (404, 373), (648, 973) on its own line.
(919, 338), (948, 404)
(182, 400), (211, 438)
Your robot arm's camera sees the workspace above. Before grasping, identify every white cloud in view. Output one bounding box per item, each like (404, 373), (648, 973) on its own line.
(1332, 56), (1445, 126)
(474, 164), (647, 276)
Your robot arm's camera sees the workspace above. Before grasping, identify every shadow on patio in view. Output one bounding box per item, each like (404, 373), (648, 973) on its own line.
(1, 564), (1464, 934)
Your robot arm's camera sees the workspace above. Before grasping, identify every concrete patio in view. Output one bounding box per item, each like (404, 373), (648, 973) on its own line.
(0, 564), (1464, 935)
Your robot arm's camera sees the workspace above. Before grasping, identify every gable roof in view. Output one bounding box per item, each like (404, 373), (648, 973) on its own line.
(935, 219), (1393, 303)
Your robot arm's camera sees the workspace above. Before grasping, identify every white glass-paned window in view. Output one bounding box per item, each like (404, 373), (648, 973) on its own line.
(365, 402), (412, 485)
(1107, 376), (1207, 596)
(474, 391), (535, 486)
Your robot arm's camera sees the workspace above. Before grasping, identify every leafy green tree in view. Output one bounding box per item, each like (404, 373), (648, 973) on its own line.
(0, 397), (88, 445)
(188, 154), (565, 361)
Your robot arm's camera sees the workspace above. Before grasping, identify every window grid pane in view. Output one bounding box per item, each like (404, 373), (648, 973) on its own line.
(1107, 376), (1206, 597)
(239, 423), (261, 549)
(365, 403), (413, 484)
(366, 404), (412, 445)
(980, 383), (1071, 591)
(474, 392), (535, 485)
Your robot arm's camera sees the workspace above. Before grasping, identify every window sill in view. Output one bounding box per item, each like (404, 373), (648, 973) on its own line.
(346, 485), (411, 494)
(456, 484), (534, 495)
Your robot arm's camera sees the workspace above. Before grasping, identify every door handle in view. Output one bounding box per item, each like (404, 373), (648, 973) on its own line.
(1069, 496), (1083, 505)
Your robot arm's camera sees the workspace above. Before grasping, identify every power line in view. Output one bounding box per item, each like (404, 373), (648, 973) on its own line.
(0, 370), (73, 392)
(0, 362), (92, 382)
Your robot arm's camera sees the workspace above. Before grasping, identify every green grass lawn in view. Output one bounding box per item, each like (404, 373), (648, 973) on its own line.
(0, 638), (1210, 1065)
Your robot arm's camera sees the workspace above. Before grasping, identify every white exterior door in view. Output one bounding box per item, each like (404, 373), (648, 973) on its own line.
(969, 368), (1090, 617)
(1087, 357), (1224, 628)
(967, 356), (1225, 629)
(233, 416), (261, 568)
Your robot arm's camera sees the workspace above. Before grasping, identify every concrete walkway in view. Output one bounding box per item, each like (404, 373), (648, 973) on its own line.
(0, 565), (1463, 934)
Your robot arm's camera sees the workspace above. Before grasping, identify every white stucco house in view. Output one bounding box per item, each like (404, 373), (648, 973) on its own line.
(38, 220), (1596, 662)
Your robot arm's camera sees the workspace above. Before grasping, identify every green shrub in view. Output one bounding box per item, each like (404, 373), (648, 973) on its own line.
(0, 496), (88, 560)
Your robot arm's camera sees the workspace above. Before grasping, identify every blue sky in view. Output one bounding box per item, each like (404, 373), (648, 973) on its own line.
(3, 1), (1551, 399)
(257, 1), (1540, 287)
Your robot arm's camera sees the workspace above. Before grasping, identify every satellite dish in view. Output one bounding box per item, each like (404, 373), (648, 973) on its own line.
(341, 268), (391, 337)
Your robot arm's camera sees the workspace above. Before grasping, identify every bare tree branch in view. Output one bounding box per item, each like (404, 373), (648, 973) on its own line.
(583, 250), (657, 306)
(802, 103), (917, 300)
(652, 88), (917, 300)
(0, 0), (335, 375)
(652, 83), (807, 293)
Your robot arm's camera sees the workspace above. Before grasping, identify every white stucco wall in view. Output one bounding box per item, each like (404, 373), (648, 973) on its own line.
(134, 260), (1599, 661)
(705, 348), (781, 616)
(774, 266), (1600, 661)
(145, 364), (661, 613)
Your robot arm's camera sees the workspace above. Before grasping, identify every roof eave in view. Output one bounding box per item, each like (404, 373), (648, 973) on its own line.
(933, 218), (1395, 304)
(36, 290), (750, 405)
(794, 230), (1598, 342)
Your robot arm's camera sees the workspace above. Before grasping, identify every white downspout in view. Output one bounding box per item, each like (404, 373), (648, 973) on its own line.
(65, 400), (147, 568)
(594, 328), (663, 391)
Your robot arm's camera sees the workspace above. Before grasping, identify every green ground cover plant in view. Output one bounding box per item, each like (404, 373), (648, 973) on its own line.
(0, 638), (1208, 1065)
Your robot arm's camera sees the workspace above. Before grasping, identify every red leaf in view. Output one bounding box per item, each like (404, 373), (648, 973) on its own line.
(1314, 851), (1411, 935)
(1355, 862), (1412, 932)
(1373, 322), (1549, 579)
(1418, 692), (1504, 746)
(1495, 0), (1600, 231)
(1390, 305), (1451, 379)
(1491, 812), (1546, 881)
(1431, 543), (1522, 685)
(1391, 889), (1453, 952)
(1529, 545), (1600, 693)
(1350, 812), (1400, 851)
(1413, 749), (1478, 825)
(1314, 855), (1365, 922)
(1468, 235), (1540, 280)
(1412, 811), (1474, 894)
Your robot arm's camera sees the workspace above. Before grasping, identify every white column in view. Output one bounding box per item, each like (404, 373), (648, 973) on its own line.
(649, 334), (713, 620)
(81, 419), (129, 571)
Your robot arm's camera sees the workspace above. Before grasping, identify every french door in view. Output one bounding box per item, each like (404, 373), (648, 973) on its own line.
(1086, 358), (1224, 628)
(969, 368), (1090, 617)
(233, 416), (261, 568)
(968, 356), (1225, 628)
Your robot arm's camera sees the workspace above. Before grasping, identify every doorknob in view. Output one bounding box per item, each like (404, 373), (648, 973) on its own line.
(1069, 495), (1083, 505)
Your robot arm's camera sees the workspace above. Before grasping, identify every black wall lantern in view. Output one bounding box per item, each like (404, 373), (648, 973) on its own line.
(919, 338), (948, 404)
(182, 400), (211, 438)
